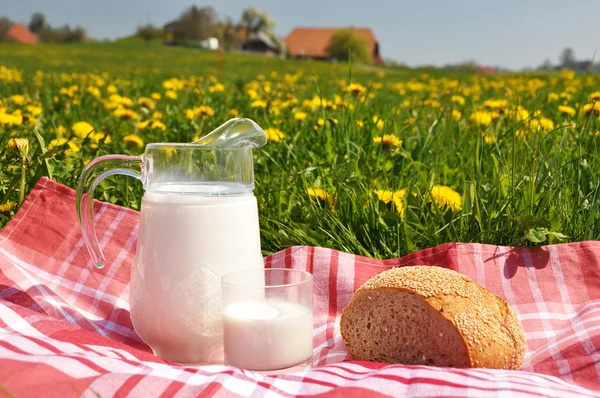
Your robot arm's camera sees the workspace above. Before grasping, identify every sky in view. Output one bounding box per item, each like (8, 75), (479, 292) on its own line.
(2, 0), (599, 70)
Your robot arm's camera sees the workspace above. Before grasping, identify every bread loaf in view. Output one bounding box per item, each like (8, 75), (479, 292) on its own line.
(340, 266), (526, 369)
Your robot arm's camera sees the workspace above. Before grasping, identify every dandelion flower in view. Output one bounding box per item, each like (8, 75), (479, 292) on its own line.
(583, 102), (600, 116)
(114, 108), (139, 120)
(590, 91), (600, 102)
(470, 111), (494, 126)
(56, 125), (67, 137)
(123, 134), (144, 149)
(11, 95), (25, 105)
(165, 90), (178, 100)
(373, 134), (402, 147)
(251, 99), (267, 109)
(151, 92), (161, 101)
(152, 111), (163, 119)
(451, 95), (465, 105)
(72, 121), (94, 138)
(307, 188), (333, 205)
(209, 83), (225, 93)
(195, 105), (215, 117)
(294, 111), (308, 122)
(372, 116), (384, 130)
(48, 137), (68, 149)
(136, 120), (150, 130)
(150, 120), (166, 130)
(452, 110), (462, 121)
(558, 105), (576, 117)
(0, 202), (17, 213)
(265, 127), (285, 143)
(345, 83), (366, 95)
(430, 185), (462, 211)
(0, 112), (23, 126)
(374, 189), (407, 217)
(138, 97), (156, 109)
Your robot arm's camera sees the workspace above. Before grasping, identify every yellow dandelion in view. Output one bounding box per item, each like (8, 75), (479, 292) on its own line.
(48, 137), (68, 149)
(345, 83), (366, 95)
(152, 111), (163, 119)
(590, 91), (600, 102)
(484, 135), (496, 145)
(136, 120), (151, 130)
(8, 138), (29, 155)
(374, 189), (407, 217)
(430, 185), (462, 211)
(452, 110), (462, 121)
(0, 112), (23, 126)
(229, 108), (240, 117)
(356, 120), (364, 128)
(209, 83), (225, 93)
(451, 95), (465, 105)
(87, 86), (101, 98)
(150, 120), (166, 130)
(196, 105), (215, 117)
(294, 111), (308, 122)
(151, 92), (161, 101)
(583, 102), (600, 116)
(72, 121), (94, 138)
(114, 108), (139, 120)
(265, 127), (285, 143)
(373, 116), (384, 130)
(0, 202), (17, 213)
(548, 92), (559, 101)
(373, 134), (402, 147)
(138, 97), (156, 109)
(558, 105), (576, 117)
(251, 99), (267, 108)
(11, 95), (25, 105)
(307, 188), (333, 205)
(123, 134), (144, 149)
(56, 125), (67, 137)
(470, 110), (494, 126)
(165, 90), (178, 99)
(107, 84), (118, 93)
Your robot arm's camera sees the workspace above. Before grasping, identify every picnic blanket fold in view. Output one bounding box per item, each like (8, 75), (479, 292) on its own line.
(0, 177), (599, 397)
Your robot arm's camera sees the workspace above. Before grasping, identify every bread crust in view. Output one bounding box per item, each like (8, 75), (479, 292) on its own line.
(340, 266), (526, 369)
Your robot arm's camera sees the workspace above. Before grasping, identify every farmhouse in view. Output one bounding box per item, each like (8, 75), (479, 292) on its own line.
(5, 23), (38, 45)
(284, 27), (383, 64)
(241, 31), (284, 57)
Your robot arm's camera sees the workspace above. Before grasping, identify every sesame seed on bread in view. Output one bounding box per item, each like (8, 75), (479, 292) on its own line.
(340, 266), (526, 369)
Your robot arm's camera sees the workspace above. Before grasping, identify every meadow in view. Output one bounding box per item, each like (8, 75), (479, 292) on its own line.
(0, 42), (599, 258)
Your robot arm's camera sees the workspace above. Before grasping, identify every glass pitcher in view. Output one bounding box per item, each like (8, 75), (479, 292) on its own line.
(76, 118), (267, 364)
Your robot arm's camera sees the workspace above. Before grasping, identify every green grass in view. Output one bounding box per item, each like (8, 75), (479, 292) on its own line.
(1, 42), (599, 258)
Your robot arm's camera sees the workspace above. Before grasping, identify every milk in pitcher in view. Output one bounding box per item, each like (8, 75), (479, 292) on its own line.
(130, 185), (263, 364)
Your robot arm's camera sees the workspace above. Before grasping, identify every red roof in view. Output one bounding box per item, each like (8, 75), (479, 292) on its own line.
(6, 24), (38, 45)
(284, 27), (380, 62)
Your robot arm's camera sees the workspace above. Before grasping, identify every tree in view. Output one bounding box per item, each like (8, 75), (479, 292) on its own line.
(559, 47), (576, 68)
(39, 24), (86, 43)
(538, 58), (553, 70)
(239, 8), (275, 36)
(214, 17), (244, 50)
(171, 6), (217, 42)
(0, 17), (13, 41)
(137, 24), (163, 42)
(325, 28), (372, 64)
(28, 12), (46, 34)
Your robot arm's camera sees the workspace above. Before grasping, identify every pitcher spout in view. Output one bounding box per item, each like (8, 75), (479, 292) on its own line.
(192, 118), (267, 148)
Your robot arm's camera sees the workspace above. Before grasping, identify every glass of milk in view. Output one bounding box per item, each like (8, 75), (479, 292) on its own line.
(221, 268), (313, 373)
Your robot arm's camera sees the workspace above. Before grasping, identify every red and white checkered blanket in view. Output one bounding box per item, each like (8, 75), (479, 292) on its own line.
(0, 177), (599, 397)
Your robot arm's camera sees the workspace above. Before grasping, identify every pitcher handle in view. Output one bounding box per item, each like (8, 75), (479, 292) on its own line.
(76, 155), (143, 269)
